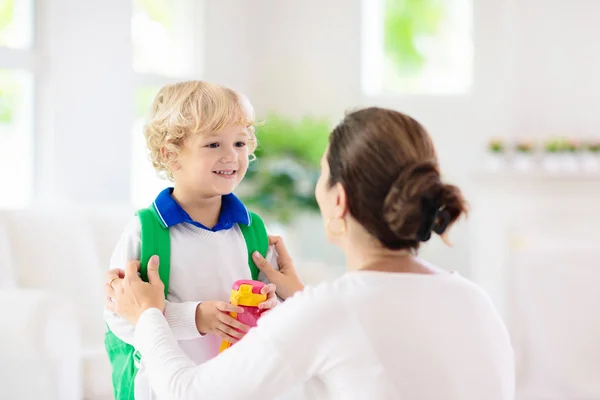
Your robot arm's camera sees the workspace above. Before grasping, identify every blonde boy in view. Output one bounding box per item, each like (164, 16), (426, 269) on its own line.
(104, 81), (279, 400)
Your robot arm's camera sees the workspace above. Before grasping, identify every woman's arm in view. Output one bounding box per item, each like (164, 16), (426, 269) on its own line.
(106, 243), (333, 400)
(134, 308), (303, 400)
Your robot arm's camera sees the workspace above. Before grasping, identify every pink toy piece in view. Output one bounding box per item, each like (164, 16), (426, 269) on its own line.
(232, 279), (265, 294)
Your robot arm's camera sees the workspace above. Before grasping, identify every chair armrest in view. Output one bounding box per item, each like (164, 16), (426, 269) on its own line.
(0, 289), (83, 400)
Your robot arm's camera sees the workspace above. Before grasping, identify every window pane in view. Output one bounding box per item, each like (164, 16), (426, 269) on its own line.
(135, 84), (160, 119)
(131, 85), (169, 207)
(0, 0), (34, 49)
(0, 69), (34, 208)
(132, 0), (194, 77)
(364, 0), (472, 95)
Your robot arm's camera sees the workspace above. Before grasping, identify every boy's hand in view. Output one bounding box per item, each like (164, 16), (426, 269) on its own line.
(258, 283), (278, 311)
(195, 301), (250, 344)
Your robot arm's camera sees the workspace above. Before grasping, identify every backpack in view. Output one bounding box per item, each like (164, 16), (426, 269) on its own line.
(104, 204), (268, 400)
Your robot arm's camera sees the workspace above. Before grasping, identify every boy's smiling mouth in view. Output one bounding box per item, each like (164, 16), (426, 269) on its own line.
(213, 169), (237, 179)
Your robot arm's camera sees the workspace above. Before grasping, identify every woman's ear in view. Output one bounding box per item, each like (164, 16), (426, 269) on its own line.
(333, 182), (349, 219)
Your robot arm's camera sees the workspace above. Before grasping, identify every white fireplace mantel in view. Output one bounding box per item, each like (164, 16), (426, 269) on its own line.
(469, 169), (600, 399)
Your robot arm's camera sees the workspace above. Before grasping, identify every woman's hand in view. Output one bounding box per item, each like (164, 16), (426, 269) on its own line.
(252, 236), (304, 300)
(105, 255), (166, 325)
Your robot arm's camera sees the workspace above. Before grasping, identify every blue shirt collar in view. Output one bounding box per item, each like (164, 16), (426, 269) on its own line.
(153, 187), (250, 232)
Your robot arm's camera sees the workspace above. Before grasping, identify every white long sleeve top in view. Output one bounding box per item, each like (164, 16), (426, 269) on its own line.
(134, 270), (516, 400)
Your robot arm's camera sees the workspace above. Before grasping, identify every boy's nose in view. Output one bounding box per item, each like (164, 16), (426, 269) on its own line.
(220, 146), (238, 162)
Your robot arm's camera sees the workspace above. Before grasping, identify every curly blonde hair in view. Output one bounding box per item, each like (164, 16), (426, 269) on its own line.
(143, 80), (257, 181)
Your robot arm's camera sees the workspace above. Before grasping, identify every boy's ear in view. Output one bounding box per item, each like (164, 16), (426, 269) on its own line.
(160, 147), (169, 161)
(161, 147), (180, 171)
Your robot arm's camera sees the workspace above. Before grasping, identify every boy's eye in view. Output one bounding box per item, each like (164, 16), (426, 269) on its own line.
(235, 141), (247, 147)
(206, 142), (219, 149)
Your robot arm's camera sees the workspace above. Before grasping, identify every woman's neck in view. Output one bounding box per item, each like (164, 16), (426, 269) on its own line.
(346, 245), (411, 271)
(171, 186), (222, 229)
(343, 238), (440, 275)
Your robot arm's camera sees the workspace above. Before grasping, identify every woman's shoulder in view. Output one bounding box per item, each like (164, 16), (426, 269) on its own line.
(289, 274), (360, 301)
(259, 277), (351, 325)
(324, 269), (493, 307)
(254, 277), (356, 346)
(269, 274), (377, 319)
(283, 271), (412, 303)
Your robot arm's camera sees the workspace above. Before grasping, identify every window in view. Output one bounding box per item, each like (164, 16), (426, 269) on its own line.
(132, 0), (195, 78)
(0, 0), (35, 208)
(0, 0), (34, 49)
(130, 84), (165, 208)
(362, 0), (473, 96)
(130, 0), (200, 207)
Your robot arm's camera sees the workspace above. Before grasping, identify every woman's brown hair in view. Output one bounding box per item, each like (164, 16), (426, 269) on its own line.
(327, 107), (468, 250)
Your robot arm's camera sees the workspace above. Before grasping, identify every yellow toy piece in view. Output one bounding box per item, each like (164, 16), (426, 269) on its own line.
(219, 281), (267, 353)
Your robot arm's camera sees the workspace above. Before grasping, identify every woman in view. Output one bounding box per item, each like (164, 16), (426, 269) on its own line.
(105, 107), (515, 399)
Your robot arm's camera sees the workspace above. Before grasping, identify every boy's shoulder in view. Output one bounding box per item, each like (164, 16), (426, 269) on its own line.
(119, 215), (142, 239)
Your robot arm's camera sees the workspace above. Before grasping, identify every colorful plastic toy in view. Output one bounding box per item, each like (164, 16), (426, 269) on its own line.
(219, 280), (267, 352)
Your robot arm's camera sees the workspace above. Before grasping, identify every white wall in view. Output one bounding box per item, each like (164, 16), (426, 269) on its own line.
(30, 0), (600, 276)
(512, 0), (600, 136)
(200, 0), (600, 277)
(16, 2), (600, 397)
(204, 0), (520, 275)
(202, 1), (256, 95)
(35, 0), (133, 206)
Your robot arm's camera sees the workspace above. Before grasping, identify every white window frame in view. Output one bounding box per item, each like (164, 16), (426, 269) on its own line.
(0, 0), (38, 209)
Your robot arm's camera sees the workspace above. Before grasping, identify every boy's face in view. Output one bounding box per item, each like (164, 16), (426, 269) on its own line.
(173, 124), (250, 196)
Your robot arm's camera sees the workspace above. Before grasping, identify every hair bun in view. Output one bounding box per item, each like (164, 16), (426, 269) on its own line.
(416, 203), (452, 242)
(383, 161), (466, 243)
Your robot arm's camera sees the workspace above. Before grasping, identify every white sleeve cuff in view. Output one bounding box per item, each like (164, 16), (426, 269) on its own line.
(134, 307), (167, 352)
(163, 301), (202, 340)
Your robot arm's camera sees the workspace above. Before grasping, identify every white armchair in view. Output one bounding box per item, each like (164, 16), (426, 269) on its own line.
(0, 205), (341, 399)
(0, 206), (134, 400)
(0, 289), (81, 400)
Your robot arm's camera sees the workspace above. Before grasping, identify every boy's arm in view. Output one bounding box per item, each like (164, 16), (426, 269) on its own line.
(104, 218), (203, 342)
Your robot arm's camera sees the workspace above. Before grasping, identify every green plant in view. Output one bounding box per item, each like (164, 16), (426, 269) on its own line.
(0, 70), (19, 125)
(239, 114), (331, 224)
(135, 85), (160, 119)
(586, 140), (600, 153)
(565, 139), (580, 152)
(0, 87), (13, 125)
(487, 138), (505, 153)
(515, 140), (534, 153)
(136, 0), (172, 27)
(385, 0), (445, 75)
(0, 0), (14, 33)
(544, 139), (563, 153)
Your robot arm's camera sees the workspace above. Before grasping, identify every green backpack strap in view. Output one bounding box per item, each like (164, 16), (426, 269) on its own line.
(238, 212), (269, 280)
(104, 205), (171, 400)
(136, 205), (171, 297)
